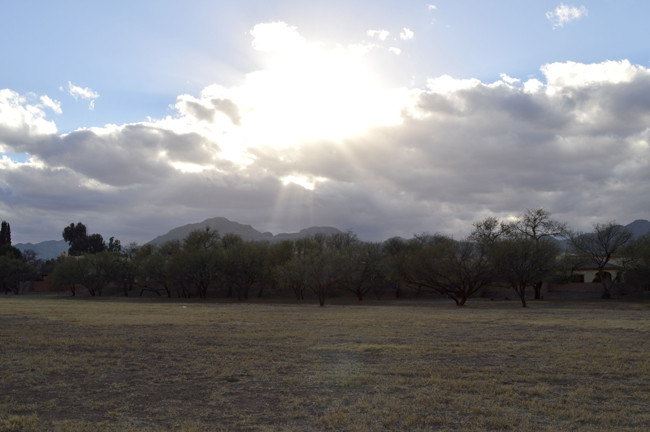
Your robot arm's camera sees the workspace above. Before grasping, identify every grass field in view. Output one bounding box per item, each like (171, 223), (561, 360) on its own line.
(1, 296), (648, 431)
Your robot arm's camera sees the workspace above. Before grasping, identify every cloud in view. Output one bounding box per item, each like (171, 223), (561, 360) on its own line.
(499, 73), (520, 86)
(428, 4), (437, 11)
(250, 22), (306, 53)
(64, 81), (99, 110)
(546, 3), (588, 28)
(0, 89), (58, 138)
(40, 95), (62, 114)
(1, 24), (649, 244)
(366, 29), (390, 41)
(400, 28), (415, 40)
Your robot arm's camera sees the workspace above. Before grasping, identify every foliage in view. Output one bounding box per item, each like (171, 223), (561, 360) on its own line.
(45, 212), (645, 304)
(62, 222), (108, 255)
(0, 248), (38, 294)
(0, 220), (11, 246)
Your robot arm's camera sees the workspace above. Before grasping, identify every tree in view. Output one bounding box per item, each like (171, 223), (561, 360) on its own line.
(623, 233), (650, 291)
(172, 228), (221, 299)
(62, 222), (88, 256)
(382, 237), (416, 298)
(340, 242), (385, 301)
(469, 217), (506, 246)
(260, 240), (294, 297)
(62, 222), (107, 255)
(490, 236), (560, 307)
(569, 221), (633, 298)
(0, 221), (11, 246)
(275, 254), (309, 301)
(51, 256), (87, 296)
(505, 208), (567, 299)
(281, 236), (348, 306)
(303, 248), (346, 306)
(107, 237), (123, 253)
(222, 236), (266, 300)
(402, 234), (493, 306)
(86, 233), (107, 254)
(0, 247), (37, 294)
(134, 242), (178, 297)
(431, 238), (494, 306)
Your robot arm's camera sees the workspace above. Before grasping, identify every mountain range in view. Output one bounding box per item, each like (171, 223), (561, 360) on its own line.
(147, 217), (343, 246)
(14, 217), (650, 261)
(15, 217), (344, 260)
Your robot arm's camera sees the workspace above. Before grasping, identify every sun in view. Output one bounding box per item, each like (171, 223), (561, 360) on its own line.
(239, 22), (410, 147)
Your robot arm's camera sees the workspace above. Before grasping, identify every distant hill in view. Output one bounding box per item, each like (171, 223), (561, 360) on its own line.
(625, 219), (650, 239)
(147, 217), (343, 246)
(14, 218), (647, 260)
(15, 240), (67, 261)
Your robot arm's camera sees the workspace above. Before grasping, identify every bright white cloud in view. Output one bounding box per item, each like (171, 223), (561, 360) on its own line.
(546, 3), (588, 28)
(250, 21), (306, 53)
(400, 28), (414, 40)
(66, 82), (99, 100)
(366, 29), (390, 41)
(426, 75), (481, 94)
(499, 73), (520, 85)
(40, 95), (62, 114)
(0, 89), (58, 137)
(389, 47), (402, 56)
(65, 81), (99, 110)
(428, 4), (437, 11)
(542, 59), (643, 95)
(523, 78), (544, 94)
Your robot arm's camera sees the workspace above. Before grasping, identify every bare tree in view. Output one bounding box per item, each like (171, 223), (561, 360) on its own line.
(506, 208), (568, 299)
(569, 221), (632, 298)
(490, 236), (560, 307)
(404, 234), (494, 306)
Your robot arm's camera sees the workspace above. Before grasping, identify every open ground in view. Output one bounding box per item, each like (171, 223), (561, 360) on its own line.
(1, 296), (648, 431)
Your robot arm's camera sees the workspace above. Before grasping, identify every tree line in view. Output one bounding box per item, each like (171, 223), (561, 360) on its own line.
(2, 210), (649, 305)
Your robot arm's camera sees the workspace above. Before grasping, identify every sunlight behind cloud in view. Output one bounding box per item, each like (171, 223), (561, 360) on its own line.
(239, 22), (411, 146)
(281, 174), (327, 191)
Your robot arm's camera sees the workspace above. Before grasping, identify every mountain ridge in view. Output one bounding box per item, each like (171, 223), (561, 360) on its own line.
(15, 218), (650, 260)
(146, 217), (343, 246)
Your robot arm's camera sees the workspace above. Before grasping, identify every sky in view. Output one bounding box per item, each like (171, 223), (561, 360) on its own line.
(1, 1), (650, 245)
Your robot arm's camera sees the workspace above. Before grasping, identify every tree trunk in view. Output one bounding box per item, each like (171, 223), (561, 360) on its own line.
(517, 283), (527, 307)
(533, 281), (543, 300)
(598, 269), (612, 298)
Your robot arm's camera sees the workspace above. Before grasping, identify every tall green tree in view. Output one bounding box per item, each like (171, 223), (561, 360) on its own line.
(0, 221), (11, 246)
(62, 222), (107, 255)
(62, 222), (88, 256)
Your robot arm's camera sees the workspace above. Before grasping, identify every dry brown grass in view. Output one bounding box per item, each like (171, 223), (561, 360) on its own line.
(1, 296), (648, 431)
